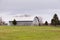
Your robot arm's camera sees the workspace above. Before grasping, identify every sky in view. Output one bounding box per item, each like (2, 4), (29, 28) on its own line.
(0, 0), (60, 23)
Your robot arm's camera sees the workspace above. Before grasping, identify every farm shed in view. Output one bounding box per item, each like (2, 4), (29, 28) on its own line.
(9, 15), (42, 26)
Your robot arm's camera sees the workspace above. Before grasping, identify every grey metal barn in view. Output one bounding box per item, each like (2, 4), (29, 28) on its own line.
(9, 15), (42, 26)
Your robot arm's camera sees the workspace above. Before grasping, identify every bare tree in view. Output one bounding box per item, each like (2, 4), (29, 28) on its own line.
(33, 16), (43, 26)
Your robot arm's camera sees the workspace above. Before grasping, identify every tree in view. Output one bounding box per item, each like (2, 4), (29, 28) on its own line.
(58, 21), (60, 25)
(35, 16), (41, 26)
(12, 19), (17, 25)
(51, 19), (55, 25)
(45, 21), (48, 25)
(51, 13), (59, 26)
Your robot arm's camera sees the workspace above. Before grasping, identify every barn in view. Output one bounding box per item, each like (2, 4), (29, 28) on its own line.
(9, 15), (42, 26)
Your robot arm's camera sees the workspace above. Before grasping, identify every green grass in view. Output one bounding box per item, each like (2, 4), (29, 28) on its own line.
(0, 26), (60, 40)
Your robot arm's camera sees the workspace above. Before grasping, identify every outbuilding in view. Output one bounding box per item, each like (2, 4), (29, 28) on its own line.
(9, 15), (42, 26)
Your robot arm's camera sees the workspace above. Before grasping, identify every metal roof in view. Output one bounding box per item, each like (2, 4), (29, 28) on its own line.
(9, 15), (35, 21)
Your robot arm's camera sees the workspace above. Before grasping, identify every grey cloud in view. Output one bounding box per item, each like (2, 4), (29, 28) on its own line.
(0, 0), (60, 23)
(0, 0), (60, 10)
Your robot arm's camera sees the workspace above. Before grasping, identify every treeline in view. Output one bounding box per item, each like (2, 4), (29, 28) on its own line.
(44, 13), (60, 26)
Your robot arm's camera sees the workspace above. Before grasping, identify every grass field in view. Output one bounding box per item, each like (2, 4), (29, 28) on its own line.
(0, 26), (60, 40)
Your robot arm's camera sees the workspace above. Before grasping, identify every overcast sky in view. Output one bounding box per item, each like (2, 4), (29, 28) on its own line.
(0, 0), (60, 23)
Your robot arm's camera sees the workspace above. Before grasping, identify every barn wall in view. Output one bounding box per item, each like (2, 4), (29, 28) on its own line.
(9, 21), (33, 26)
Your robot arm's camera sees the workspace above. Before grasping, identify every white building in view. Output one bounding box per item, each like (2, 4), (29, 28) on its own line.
(9, 15), (42, 26)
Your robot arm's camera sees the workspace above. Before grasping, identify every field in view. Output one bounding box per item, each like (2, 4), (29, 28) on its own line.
(0, 26), (60, 40)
